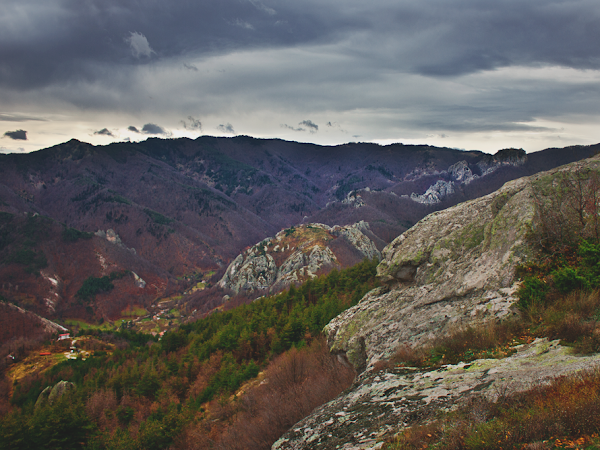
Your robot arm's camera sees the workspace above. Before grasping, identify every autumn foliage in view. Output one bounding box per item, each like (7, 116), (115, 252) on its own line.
(0, 259), (377, 449)
(389, 369), (600, 450)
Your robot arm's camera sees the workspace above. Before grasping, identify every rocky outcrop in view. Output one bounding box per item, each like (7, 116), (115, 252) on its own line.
(410, 180), (455, 204)
(218, 222), (381, 296)
(275, 155), (600, 449)
(95, 228), (137, 254)
(272, 246), (337, 292)
(218, 252), (278, 293)
(35, 380), (76, 410)
(342, 191), (366, 208)
(448, 160), (476, 184)
(332, 221), (380, 261)
(410, 149), (528, 204)
(132, 272), (146, 288)
(273, 339), (600, 450)
(329, 173), (537, 370)
(478, 148), (527, 176)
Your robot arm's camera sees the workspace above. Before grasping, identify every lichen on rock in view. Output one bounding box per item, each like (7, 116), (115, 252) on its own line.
(273, 339), (600, 450)
(328, 175), (536, 370)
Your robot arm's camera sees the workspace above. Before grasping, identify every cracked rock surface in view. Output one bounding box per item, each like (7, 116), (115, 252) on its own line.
(273, 339), (600, 450)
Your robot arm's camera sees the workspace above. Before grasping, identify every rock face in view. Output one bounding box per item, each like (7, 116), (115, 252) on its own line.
(273, 339), (600, 450)
(478, 147), (528, 175)
(410, 149), (528, 204)
(327, 174), (536, 370)
(35, 380), (76, 410)
(274, 155), (600, 450)
(410, 179), (455, 204)
(448, 160), (476, 184)
(218, 222), (381, 296)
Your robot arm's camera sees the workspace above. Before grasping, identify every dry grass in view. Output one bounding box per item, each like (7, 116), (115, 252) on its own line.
(385, 288), (600, 449)
(389, 289), (600, 372)
(528, 289), (600, 354)
(387, 369), (600, 450)
(390, 321), (526, 369)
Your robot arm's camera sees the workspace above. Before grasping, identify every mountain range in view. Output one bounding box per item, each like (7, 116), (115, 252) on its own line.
(0, 137), (598, 341)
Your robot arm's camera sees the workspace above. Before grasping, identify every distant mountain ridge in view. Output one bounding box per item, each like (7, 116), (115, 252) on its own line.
(0, 136), (597, 335)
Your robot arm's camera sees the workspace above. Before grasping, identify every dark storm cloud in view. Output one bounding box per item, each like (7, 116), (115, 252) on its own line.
(325, 121), (347, 133)
(400, 77), (600, 134)
(0, 0), (319, 91)
(94, 128), (114, 137)
(299, 120), (318, 132)
(3, 130), (27, 140)
(217, 123), (235, 134)
(181, 116), (202, 130)
(0, 0), (600, 94)
(128, 126), (140, 133)
(2, 0), (600, 152)
(3, 0), (600, 93)
(142, 123), (167, 135)
(281, 124), (305, 132)
(281, 121), (321, 133)
(183, 63), (198, 71)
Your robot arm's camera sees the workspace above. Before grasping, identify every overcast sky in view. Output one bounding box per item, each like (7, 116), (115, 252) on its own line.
(1, 0), (600, 154)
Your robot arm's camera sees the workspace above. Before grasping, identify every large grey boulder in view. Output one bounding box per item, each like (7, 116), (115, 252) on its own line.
(326, 174), (537, 371)
(35, 380), (75, 410)
(273, 339), (600, 450)
(326, 154), (600, 372)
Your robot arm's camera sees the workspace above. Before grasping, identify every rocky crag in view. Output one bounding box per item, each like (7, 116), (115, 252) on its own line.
(35, 380), (76, 411)
(274, 154), (600, 449)
(218, 221), (382, 296)
(409, 148), (528, 204)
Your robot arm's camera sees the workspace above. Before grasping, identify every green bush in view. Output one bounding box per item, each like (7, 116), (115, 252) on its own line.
(552, 266), (589, 293)
(76, 276), (114, 301)
(6, 248), (48, 275)
(517, 276), (549, 308)
(116, 406), (134, 425)
(62, 227), (93, 242)
(144, 208), (173, 225)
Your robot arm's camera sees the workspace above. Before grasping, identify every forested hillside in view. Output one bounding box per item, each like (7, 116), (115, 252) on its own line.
(0, 259), (378, 450)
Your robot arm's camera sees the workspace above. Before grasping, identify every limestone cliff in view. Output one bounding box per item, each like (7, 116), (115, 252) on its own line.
(274, 154), (600, 449)
(218, 221), (381, 296)
(410, 148), (528, 204)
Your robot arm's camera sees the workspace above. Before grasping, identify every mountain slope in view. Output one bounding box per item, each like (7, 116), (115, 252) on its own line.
(0, 137), (597, 337)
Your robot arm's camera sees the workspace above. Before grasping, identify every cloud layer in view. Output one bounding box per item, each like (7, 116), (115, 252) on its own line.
(1, 0), (599, 153)
(3, 130), (27, 140)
